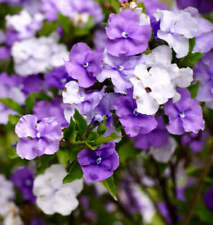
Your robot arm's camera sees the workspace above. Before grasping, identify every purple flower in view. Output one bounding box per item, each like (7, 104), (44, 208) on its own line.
(0, 103), (16, 125)
(45, 66), (71, 90)
(181, 130), (209, 153)
(113, 93), (157, 137)
(105, 9), (152, 57)
(21, 75), (43, 95)
(204, 186), (213, 212)
(93, 30), (107, 51)
(194, 51), (213, 102)
(15, 115), (62, 160)
(33, 98), (68, 128)
(134, 117), (169, 150)
(11, 167), (36, 203)
(0, 46), (10, 59)
(65, 43), (103, 88)
(77, 142), (119, 182)
(177, 0), (213, 14)
(164, 88), (205, 135)
(29, 218), (46, 225)
(97, 53), (141, 94)
(158, 202), (172, 224)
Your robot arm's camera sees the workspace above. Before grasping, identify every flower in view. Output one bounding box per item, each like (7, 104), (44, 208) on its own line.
(0, 103), (16, 125)
(34, 98), (68, 128)
(130, 64), (176, 115)
(11, 33), (69, 76)
(194, 51), (213, 103)
(0, 175), (14, 217)
(77, 142), (119, 182)
(11, 167), (36, 203)
(134, 117), (169, 150)
(97, 52), (141, 94)
(63, 81), (104, 123)
(164, 88), (205, 135)
(181, 130), (209, 153)
(33, 164), (83, 215)
(204, 186), (213, 212)
(45, 66), (72, 90)
(130, 45), (193, 115)
(149, 137), (177, 163)
(15, 115), (62, 160)
(105, 9), (152, 57)
(65, 43), (103, 88)
(113, 93), (157, 137)
(177, 0), (213, 14)
(154, 9), (198, 58)
(21, 75), (43, 95)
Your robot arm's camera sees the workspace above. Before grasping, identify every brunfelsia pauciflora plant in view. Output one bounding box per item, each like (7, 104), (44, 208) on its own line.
(1, 0), (213, 224)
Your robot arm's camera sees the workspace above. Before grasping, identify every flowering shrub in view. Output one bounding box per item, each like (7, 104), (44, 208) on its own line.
(1, 0), (213, 224)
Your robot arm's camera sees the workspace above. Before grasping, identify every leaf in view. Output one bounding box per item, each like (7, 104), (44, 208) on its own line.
(58, 13), (72, 35)
(56, 150), (71, 167)
(95, 132), (120, 146)
(188, 81), (199, 98)
(63, 162), (83, 183)
(73, 109), (88, 137)
(64, 117), (76, 142)
(97, 119), (107, 135)
(101, 176), (117, 201)
(0, 98), (23, 114)
(38, 20), (58, 36)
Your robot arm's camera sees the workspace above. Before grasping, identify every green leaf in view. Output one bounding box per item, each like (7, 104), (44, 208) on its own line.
(58, 13), (72, 35)
(95, 132), (120, 146)
(108, 0), (120, 13)
(38, 20), (58, 36)
(188, 81), (199, 98)
(25, 92), (52, 114)
(97, 119), (107, 135)
(101, 176), (117, 201)
(8, 148), (19, 159)
(0, 98), (23, 114)
(64, 117), (76, 142)
(56, 150), (71, 167)
(73, 109), (88, 137)
(63, 162), (83, 183)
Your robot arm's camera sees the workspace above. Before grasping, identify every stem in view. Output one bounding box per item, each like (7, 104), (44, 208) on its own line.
(182, 141), (213, 225)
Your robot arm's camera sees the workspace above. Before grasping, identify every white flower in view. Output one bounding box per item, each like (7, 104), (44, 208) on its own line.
(6, 10), (43, 40)
(155, 9), (198, 58)
(3, 203), (23, 225)
(130, 46), (193, 115)
(0, 175), (15, 217)
(33, 164), (83, 216)
(130, 64), (176, 115)
(11, 34), (69, 76)
(150, 137), (177, 163)
(62, 81), (85, 104)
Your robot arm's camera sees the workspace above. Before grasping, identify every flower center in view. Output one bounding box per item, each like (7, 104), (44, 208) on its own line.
(25, 179), (32, 186)
(96, 157), (102, 165)
(61, 78), (67, 83)
(145, 87), (152, 93)
(83, 62), (89, 68)
(118, 65), (124, 71)
(133, 109), (139, 116)
(179, 112), (185, 118)
(122, 32), (128, 38)
(36, 132), (41, 138)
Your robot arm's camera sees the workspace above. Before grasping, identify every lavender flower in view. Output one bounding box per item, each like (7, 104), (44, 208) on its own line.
(78, 142), (119, 182)
(34, 98), (68, 128)
(181, 131), (209, 153)
(97, 53), (141, 94)
(113, 93), (157, 137)
(65, 43), (103, 88)
(134, 117), (169, 150)
(105, 9), (152, 57)
(11, 167), (36, 203)
(45, 66), (71, 90)
(164, 88), (204, 135)
(177, 0), (213, 14)
(15, 115), (62, 160)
